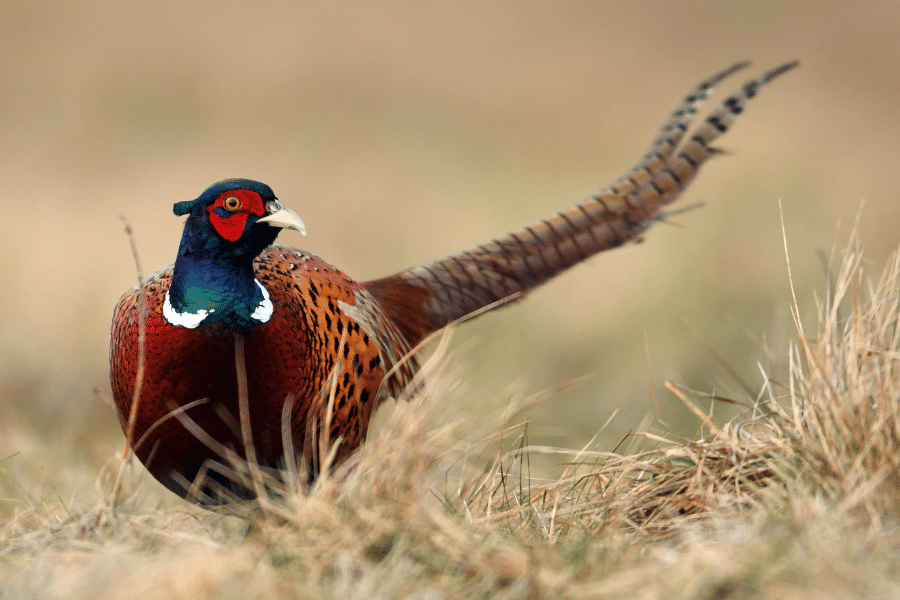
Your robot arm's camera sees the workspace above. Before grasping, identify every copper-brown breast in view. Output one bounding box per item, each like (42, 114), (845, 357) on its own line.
(109, 246), (409, 500)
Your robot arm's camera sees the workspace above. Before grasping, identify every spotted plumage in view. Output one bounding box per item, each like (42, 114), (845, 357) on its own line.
(111, 245), (415, 499)
(110, 62), (796, 504)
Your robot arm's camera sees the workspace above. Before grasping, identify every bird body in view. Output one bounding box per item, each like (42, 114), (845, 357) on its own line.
(111, 246), (412, 498)
(110, 62), (797, 503)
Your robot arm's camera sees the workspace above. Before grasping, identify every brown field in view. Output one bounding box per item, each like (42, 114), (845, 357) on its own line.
(2, 1), (900, 597)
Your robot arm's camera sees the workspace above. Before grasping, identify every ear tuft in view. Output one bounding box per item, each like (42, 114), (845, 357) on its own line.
(173, 200), (194, 216)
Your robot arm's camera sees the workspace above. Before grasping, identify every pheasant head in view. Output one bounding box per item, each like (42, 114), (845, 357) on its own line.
(164, 178), (306, 330)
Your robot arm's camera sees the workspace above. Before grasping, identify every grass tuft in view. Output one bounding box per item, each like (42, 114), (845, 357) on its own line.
(3, 234), (900, 598)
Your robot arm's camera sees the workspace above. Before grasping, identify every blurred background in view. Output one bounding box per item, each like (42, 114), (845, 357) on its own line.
(1, 1), (898, 501)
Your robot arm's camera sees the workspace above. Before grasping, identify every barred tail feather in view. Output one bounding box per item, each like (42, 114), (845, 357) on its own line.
(364, 62), (798, 346)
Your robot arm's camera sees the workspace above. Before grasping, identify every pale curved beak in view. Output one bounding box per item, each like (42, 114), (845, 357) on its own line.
(258, 207), (306, 235)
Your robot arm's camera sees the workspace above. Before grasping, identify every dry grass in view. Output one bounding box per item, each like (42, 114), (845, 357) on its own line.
(3, 233), (900, 598)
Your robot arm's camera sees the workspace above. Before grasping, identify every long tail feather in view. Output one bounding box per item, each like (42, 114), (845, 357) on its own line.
(364, 62), (798, 347)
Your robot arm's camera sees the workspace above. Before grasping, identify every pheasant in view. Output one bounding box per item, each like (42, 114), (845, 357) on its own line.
(110, 61), (796, 504)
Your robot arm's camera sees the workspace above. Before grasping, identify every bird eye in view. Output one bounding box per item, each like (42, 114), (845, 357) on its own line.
(222, 196), (242, 212)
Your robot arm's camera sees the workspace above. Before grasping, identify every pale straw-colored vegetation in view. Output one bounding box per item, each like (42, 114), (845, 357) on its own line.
(3, 231), (900, 599)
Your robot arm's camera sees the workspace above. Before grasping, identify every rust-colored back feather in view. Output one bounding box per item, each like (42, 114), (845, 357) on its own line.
(364, 62), (797, 346)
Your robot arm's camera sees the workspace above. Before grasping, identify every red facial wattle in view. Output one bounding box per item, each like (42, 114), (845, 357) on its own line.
(207, 189), (266, 242)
